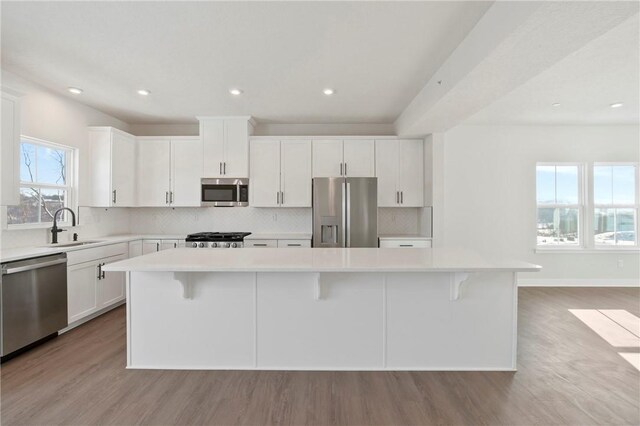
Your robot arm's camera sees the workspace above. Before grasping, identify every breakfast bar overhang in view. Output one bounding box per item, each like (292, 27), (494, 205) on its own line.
(104, 247), (541, 371)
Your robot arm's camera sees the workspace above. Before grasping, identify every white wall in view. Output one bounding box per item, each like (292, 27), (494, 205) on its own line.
(0, 70), (131, 248)
(440, 124), (640, 284)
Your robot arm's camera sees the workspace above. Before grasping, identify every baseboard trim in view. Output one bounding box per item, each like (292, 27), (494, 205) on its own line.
(518, 278), (640, 287)
(59, 300), (126, 334)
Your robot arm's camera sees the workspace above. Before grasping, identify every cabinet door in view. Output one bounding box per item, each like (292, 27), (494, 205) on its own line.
(137, 139), (171, 207)
(129, 240), (143, 258)
(312, 140), (343, 177)
(375, 141), (399, 207)
(343, 140), (375, 177)
(98, 254), (127, 308)
(250, 140), (281, 207)
(223, 119), (249, 178)
(142, 240), (160, 254)
(281, 140), (312, 207)
(1, 93), (20, 206)
(397, 139), (424, 207)
(171, 138), (203, 206)
(160, 240), (179, 250)
(201, 119), (225, 177)
(67, 261), (100, 323)
(111, 131), (136, 206)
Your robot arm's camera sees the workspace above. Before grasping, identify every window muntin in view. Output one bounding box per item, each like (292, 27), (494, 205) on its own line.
(7, 137), (74, 226)
(536, 164), (582, 246)
(593, 164), (638, 246)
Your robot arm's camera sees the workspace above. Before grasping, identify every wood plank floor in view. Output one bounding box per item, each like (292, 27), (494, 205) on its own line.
(2, 287), (639, 425)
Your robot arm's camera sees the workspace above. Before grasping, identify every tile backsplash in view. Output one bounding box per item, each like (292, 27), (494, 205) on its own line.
(1, 206), (422, 249)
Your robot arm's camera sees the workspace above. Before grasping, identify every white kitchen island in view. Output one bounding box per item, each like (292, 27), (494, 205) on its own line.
(104, 248), (540, 371)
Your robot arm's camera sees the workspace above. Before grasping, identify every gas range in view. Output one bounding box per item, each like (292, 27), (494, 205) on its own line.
(185, 232), (252, 248)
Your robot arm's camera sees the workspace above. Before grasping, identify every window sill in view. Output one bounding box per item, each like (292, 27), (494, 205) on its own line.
(535, 247), (639, 254)
(6, 222), (71, 231)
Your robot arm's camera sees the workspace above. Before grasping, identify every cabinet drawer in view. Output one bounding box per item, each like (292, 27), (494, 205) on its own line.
(277, 239), (311, 248)
(67, 243), (129, 266)
(245, 240), (278, 248)
(379, 239), (432, 248)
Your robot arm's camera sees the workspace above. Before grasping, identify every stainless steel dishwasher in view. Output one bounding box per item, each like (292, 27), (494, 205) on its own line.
(1, 253), (68, 360)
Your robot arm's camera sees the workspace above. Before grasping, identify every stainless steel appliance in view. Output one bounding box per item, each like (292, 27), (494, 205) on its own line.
(312, 177), (378, 248)
(186, 232), (252, 248)
(201, 178), (249, 207)
(1, 253), (68, 360)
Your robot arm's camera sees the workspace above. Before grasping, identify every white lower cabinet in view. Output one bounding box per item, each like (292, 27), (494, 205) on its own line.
(66, 243), (128, 324)
(245, 238), (311, 248)
(245, 239), (278, 248)
(143, 240), (161, 254)
(129, 240), (143, 258)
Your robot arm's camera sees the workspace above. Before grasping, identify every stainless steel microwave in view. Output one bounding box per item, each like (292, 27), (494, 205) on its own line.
(201, 178), (249, 207)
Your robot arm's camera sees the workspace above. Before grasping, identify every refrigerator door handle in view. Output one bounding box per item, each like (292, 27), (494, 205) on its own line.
(345, 181), (351, 247)
(342, 181), (347, 247)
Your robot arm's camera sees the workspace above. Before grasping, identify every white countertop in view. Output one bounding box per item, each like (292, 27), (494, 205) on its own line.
(0, 234), (186, 263)
(245, 233), (312, 240)
(378, 234), (432, 240)
(103, 247), (541, 273)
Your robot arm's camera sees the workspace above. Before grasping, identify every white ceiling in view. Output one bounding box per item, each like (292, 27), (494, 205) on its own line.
(465, 13), (639, 126)
(1, 1), (492, 125)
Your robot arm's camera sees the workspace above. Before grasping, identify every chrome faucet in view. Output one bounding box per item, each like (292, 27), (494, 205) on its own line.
(51, 207), (77, 244)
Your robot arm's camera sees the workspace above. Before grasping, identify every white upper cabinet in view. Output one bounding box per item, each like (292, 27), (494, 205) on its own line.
(136, 136), (203, 207)
(280, 140), (312, 207)
(312, 139), (375, 178)
(375, 139), (423, 207)
(137, 138), (171, 207)
(343, 140), (375, 177)
(250, 139), (311, 208)
(170, 137), (203, 207)
(88, 127), (136, 207)
(199, 117), (253, 178)
(1, 91), (20, 206)
(312, 140), (343, 177)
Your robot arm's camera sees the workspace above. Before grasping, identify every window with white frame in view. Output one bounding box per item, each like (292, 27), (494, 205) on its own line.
(7, 137), (75, 226)
(593, 163), (638, 246)
(536, 164), (582, 246)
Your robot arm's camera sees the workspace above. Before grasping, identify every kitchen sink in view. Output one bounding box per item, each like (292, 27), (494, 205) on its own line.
(42, 240), (103, 248)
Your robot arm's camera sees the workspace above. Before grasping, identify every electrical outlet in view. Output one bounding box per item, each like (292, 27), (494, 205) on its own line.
(617, 259), (624, 268)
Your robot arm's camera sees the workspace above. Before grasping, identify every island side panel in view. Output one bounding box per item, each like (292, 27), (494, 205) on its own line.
(256, 272), (384, 369)
(385, 271), (517, 370)
(128, 271), (255, 369)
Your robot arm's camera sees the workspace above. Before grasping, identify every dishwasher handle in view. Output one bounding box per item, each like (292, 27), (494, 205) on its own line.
(2, 258), (67, 275)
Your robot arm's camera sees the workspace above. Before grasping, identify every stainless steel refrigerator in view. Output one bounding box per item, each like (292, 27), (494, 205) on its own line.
(312, 177), (378, 248)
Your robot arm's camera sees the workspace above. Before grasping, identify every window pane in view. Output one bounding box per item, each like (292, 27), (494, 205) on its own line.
(594, 208), (637, 246)
(7, 188), (41, 224)
(537, 207), (580, 245)
(39, 188), (66, 222)
(593, 166), (613, 204)
(556, 166), (579, 204)
(19, 142), (36, 183)
(536, 166), (556, 204)
(594, 208), (615, 244)
(37, 145), (67, 185)
(612, 166), (636, 205)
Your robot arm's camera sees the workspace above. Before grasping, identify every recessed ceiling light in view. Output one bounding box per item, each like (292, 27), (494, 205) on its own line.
(137, 89), (151, 96)
(68, 87), (83, 95)
(323, 88), (335, 96)
(229, 88), (243, 96)
(552, 103), (561, 107)
(610, 102), (624, 108)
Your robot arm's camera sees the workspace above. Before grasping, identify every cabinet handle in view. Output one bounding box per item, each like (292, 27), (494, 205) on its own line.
(277, 191), (280, 205)
(254, 243), (267, 247)
(112, 190), (117, 204)
(345, 163), (348, 176)
(396, 191), (399, 204)
(288, 244), (301, 247)
(399, 244), (413, 247)
(281, 191), (284, 205)
(219, 162), (222, 175)
(400, 191), (403, 204)
(165, 191), (169, 204)
(101, 263), (106, 279)
(156, 242), (160, 252)
(223, 162), (226, 175)
(170, 191), (174, 204)
(97, 263), (102, 280)
(340, 163), (343, 176)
